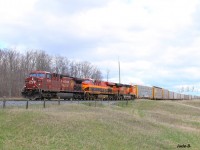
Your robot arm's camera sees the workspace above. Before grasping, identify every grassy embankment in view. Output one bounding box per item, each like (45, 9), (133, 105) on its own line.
(0, 99), (200, 150)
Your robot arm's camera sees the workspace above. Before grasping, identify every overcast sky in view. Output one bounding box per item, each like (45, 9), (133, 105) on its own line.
(0, 0), (200, 95)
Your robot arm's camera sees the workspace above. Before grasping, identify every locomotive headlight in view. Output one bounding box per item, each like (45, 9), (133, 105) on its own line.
(38, 84), (40, 86)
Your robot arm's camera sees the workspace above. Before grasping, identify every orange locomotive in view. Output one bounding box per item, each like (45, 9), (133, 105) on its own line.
(21, 70), (136, 100)
(82, 80), (136, 100)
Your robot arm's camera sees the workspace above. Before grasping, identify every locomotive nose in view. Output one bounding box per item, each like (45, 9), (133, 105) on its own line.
(25, 77), (35, 84)
(28, 79), (36, 84)
(25, 77), (37, 89)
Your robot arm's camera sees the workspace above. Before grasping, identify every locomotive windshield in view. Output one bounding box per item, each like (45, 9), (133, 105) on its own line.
(29, 73), (46, 78)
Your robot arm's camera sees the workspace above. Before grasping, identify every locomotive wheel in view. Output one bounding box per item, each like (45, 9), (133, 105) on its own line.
(85, 93), (90, 100)
(91, 95), (96, 100)
(74, 94), (78, 100)
(114, 96), (118, 101)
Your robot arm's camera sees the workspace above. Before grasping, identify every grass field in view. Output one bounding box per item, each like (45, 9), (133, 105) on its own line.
(0, 99), (200, 150)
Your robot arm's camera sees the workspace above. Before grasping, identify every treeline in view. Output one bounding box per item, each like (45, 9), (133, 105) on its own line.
(0, 49), (102, 97)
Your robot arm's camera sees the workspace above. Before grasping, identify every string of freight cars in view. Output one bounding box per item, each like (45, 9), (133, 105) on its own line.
(21, 70), (200, 100)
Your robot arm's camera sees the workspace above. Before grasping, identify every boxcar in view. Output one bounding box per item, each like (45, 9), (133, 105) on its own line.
(180, 94), (184, 100)
(177, 93), (181, 100)
(169, 91), (174, 100)
(174, 92), (178, 100)
(162, 88), (169, 100)
(153, 86), (162, 100)
(184, 95), (189, 100)
(135, 85), (153, 99)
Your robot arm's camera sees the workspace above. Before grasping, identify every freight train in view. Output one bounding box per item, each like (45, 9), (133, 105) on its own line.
(21, 70), (200, 100)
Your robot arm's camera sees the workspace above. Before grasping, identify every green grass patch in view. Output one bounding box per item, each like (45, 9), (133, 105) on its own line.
(0, 100), (200, 150)
(81, 101), (105, 107)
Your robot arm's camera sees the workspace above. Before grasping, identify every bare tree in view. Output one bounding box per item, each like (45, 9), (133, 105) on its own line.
(69, 61), (76, 77)
(91, 67), (102, 80)
(81, 61), (93, 78)
(53, 55), (70, 75)
(35, 50), (52, 71)
(0, 49), (21, 97)
(0, 49), (5, 96)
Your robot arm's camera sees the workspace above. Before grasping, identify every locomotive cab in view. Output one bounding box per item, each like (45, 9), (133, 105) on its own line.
(28, 73), (45, 87)
(22, 71), (54, 99)
(25, 71), (51, 89)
